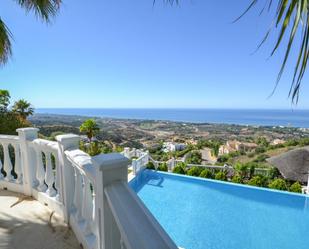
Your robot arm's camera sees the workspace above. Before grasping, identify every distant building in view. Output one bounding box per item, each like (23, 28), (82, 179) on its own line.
(163, 142), (186, 152)
(219, 140), (257, 155)
(271, 139), (285, 145)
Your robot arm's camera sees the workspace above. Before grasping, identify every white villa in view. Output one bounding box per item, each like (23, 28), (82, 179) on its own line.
(162, 142), (186, 152)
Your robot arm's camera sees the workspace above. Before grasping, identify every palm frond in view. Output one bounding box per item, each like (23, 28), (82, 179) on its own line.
(0, 19), (12, 66)
(16, 0), (61, 22)
(236, 0), (309, 103)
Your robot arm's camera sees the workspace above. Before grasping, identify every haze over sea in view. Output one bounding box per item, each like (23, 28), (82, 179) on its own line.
(36, 108), (309, 128)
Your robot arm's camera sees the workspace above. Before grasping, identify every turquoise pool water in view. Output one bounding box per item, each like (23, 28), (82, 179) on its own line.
(129, 170), (309, 249)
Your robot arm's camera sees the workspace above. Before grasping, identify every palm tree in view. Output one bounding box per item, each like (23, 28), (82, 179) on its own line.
(0, 90), (10, 113)
(0, 0), (61, 65)
(80, 119), (100, 141)
(12, 99), (34, 120)
(236, 0), (309, 103)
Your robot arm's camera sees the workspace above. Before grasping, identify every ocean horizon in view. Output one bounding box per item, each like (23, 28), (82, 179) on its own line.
(35, 108), (309, 128)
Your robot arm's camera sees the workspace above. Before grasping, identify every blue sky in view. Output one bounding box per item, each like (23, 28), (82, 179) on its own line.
(1, 0), (308, 109)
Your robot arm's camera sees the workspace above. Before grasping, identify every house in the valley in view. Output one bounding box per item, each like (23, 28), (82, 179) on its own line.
(219, 140), (257, 155)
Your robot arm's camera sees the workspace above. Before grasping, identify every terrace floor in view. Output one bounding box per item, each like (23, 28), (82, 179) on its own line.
(0, 190), (80, 249)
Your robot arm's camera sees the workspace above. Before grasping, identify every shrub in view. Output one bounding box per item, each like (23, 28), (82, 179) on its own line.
(215, 171), (227, 181)
(229, 151), (241, 158)
(289, 182), (302, 193)
(199, 169), (213, 179)
(231, 174), (243, 184)
(299, 138), (309, 146)
(253, 154), (269, 163)
(245, 162), (256, 178)
(217, 154), (229, 163)
(185, 151), (202, 164)
(157, 163), (168, 172)
(0, 112), (30, 135)
(173, 165), (186, 174)
(256, 137), (269, 147)
(247, 152), (255, 158)
(248, 175), (267, 187)
(285, 139), (299, 146)
(268, 178), (288, 191)
(255, 146), (266, 154)
(146, 161), (155, 170)
(269, 167), (280, 179)
(235, 163), (248, 178)
(187, 166), (203, 176)
(87, 141), (101, 156)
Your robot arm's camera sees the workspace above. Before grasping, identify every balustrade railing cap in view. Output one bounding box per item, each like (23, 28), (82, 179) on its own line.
(92, 153), (130, 171)
(16, 127), (39, 132)
(56, 134), (80, 150)
(0, 135), (19, 140)
(16, 127), (39, 140)
(56, 134), (80, 142)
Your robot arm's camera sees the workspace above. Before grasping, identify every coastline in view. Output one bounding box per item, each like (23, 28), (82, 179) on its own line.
(34, 108), (309, 128)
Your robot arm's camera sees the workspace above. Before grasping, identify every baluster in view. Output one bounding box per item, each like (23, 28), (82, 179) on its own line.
(45, 151), (56, 196)
(13, 144), (22, 183)
(82, 176), (94, 235)
(132, 159), (137, 175)
(3, 143), (13, 181)
(35, 149), (47, 192)
(0, 150), (3, 179)
(120, 237), (126, 249)
(74, 168), (83, 222)
(54, 155), (62, 201)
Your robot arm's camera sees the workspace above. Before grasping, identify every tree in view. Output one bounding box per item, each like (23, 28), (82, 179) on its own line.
(237, 1), (309, 103)
(289, 181), (302, 193)
(0, 90), (10, 113)
(199, 168), (213, 179)
(248, 175), (268, 187)
(215, 171), (227, 181)
(185, 150), (202, 164)
(187, 166), (203, 176)
(256, 137), (269, 147)
(12, 99), (34, 120)
(173, 165), (186, 174)
(268, 178), (288, 191)
(231, 173), (243, 184)
(79, 119), (100, 141)
(158, 163), (168, 172)
(0, 112), (30, 135)
(0, 0), (61, 65)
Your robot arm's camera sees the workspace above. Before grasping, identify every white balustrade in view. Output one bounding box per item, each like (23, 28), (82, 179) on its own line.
(0, 135), (22, 185)
(0, 155), (3, 179)
(0, 128), (178, 249)
(35, 149), (47, 191)
(32, 139), (59, 196)
(123, 148), (149, 175)
(13, 143), (22, 183)
(2, 142), (13, 181)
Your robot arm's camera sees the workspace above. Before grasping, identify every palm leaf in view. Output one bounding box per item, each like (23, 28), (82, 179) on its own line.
(0, 1), (61, 66)
(237, 0), (309, 103)
(16, 0), (61, 22)
(0, 19), (13, 65)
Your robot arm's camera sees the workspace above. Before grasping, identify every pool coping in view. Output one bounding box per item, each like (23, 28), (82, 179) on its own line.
(130, 169), (309, 199)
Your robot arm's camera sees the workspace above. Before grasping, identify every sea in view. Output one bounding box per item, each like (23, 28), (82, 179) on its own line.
(36, 108), (309, 128)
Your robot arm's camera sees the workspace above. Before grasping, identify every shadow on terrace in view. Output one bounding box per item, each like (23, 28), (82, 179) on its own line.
(0, 190), (80, 249)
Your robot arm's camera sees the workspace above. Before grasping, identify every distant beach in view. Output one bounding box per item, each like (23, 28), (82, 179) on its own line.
(36, 108), (309, 128)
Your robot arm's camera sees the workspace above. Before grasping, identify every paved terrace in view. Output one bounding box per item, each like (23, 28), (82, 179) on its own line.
(0, 189), (80, 249)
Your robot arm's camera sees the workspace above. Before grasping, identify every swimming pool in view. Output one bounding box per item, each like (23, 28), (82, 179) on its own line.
(129, 170), (309, 249)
